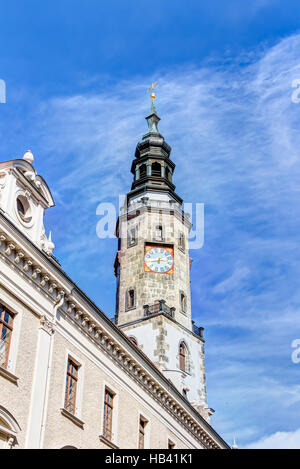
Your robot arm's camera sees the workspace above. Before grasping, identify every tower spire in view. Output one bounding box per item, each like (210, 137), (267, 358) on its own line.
(146, 81), (160, 134)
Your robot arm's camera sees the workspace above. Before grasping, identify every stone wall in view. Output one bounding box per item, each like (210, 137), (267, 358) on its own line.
(117, 205), (192, 331)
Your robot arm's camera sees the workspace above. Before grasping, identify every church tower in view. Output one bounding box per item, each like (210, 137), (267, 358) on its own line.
(115, 93), (212, 421)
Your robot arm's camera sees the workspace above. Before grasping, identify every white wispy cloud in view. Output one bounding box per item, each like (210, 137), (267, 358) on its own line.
(246, 428), (300, 449)
(213, 264), (250, 294)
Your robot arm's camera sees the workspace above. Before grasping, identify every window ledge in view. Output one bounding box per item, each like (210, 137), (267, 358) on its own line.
(99, 435), (119, 449)
(60, 408), (84, 429)
(0, 366), (18, 384)
(125, 306), (136, 312)
(127, 242), (138, 249)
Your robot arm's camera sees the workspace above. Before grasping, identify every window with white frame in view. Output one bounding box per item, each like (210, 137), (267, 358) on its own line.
(103, 388), (115, 441)
(138, 416), (148, 449)
(64, 358), (79, 415)
(0, 407), (19, 449)
(0, 304), (14, 370)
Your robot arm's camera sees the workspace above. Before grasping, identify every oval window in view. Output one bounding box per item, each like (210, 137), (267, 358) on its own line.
(16, 196), (32, 223)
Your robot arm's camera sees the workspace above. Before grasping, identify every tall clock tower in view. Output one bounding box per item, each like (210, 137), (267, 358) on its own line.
(115, 96), (211, 421)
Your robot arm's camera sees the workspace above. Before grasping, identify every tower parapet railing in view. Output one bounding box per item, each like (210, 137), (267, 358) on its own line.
(192, 321), (204, 339)
(120, 198), (189, 219)
(143, 300), (175, 319)
(143, 303), (204, 339)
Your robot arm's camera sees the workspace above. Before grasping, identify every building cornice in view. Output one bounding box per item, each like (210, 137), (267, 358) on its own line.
(0, 211), (229, 449)
(118, 312), (205, 343)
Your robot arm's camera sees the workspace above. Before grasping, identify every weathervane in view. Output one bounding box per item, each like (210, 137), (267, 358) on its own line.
(147, 81), (159, 100)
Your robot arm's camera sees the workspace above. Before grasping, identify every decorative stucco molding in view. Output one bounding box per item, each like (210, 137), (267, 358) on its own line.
(40, 315), (56, 335)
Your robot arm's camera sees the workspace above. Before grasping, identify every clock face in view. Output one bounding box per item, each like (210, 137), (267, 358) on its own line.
(144, 245), (174, 274)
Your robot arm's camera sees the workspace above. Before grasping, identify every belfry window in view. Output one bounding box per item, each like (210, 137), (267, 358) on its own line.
(151, 162), (161, 177)
(126, 289), (135, 310)
(0, 305), (14, 370)
(139, 164), (147, 179)
(179, 342), (186, 372)
(165, 166), (172, 182)
(64, 359), (79, 415)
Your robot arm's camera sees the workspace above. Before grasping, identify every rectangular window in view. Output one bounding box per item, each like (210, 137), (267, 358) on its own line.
(154, 225), (163, 241)
(103, 389), (114, 441)
(64, 359), (79, 415)
(127, 289), (135, 309)
(0, 305), (14, 369)
(127, 226), (138, 247)
(179, 232), (185, 251)
(138, 417), (147, 449)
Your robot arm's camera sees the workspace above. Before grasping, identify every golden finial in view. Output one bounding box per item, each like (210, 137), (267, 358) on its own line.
(147, 81), (159, 99)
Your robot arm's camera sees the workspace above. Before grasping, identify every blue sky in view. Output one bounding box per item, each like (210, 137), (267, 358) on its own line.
(1, 0), (300, 448)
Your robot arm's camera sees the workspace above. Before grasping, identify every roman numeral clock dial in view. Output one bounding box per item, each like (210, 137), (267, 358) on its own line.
(144, 245), (174, 274)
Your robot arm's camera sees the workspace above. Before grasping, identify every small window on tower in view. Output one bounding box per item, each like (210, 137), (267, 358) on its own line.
(179, 342), (186, 372)
(151, 162), (161, 177)
(154, 225), (164, 241)
(126, 289), (135, 311)
(180, 292), (186, 313)
(127, 226), (138, 248)
(178, 232), (185, 252)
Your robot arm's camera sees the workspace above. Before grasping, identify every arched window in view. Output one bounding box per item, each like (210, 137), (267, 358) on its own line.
(179, 342), (186, 372)
(0, 406), (20, 449)
(151, 162), (161, 177)
(129, 336), (138, 346)
(139, 164), (147, 179)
